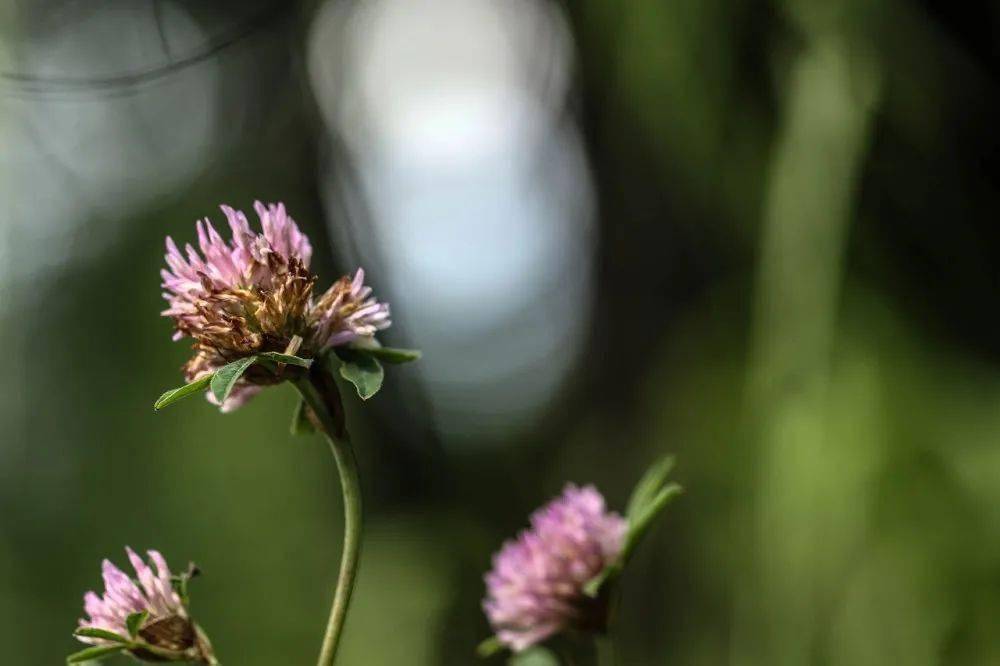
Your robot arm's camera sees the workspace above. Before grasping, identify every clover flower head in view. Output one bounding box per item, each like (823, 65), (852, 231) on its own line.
(483, 484), (627, 652)
(161, 202), (391, 410)
(76, 548), (213, 663)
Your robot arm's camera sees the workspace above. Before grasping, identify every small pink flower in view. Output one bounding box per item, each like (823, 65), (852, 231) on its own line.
(77, 548), (214, 663)
(483, 485), (627, 652)
(78, 548), (185, 642)
(161, 202), (391, 410)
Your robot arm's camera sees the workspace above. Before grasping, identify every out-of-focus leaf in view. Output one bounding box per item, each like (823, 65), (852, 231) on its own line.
(153, 374), (211, 411)
(625, 455), (676, 520)
(66, 644), (127, 663)
(584, 455), (682, 597)
(476, 636), (504, 658)
(622, 482), (683, 559)
(210, 356), (258, 405)
(508, 646), (559, 666)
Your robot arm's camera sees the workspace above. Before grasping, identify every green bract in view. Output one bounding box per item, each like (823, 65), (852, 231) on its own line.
(352, 346), (422, 364)
(209, 356), (259, 404)
(66, 644), (127, 663)
(333, 344), (420, 400)
(154, 345), (420, 412)
(333, 348), (384, 400)
(288, 345), (421, 429)
(126, 611), (149, 639)
(72, 628), (129, 644)
(583, 455), (683, 598)
(153, 374), (212, 411)
(153, 353), (314, 411)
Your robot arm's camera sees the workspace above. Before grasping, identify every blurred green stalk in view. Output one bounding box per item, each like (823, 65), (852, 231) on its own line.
(737, 10), (881, 665)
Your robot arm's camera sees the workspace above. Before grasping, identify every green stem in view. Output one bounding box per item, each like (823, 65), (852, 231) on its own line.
(595, 635), (615, 666)
(293, 371), (363, 666)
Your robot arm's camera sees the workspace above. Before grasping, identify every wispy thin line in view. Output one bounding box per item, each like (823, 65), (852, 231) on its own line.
(0, 2), (290, 95)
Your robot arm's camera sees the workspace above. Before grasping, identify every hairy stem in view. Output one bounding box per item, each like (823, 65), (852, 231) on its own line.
(293, 370), (362, 666)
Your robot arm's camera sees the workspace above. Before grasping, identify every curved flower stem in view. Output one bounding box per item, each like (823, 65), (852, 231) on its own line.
(293, 369), (362, 666)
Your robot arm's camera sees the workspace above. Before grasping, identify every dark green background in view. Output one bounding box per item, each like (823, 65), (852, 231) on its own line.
(2, 1), (999, 664)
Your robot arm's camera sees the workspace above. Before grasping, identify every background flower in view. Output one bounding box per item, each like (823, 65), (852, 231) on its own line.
(483, 484), (626, 652)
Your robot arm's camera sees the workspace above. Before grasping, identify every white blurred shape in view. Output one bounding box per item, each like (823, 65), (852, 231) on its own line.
(0, 1), (217, 472)
(0, 1), (216, 281)
(309, 0), (595, 439)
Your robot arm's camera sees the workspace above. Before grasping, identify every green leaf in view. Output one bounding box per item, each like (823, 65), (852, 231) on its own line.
(336, 349), (384, 400)
(351, 345), (422, 364)
(508, 646), (559, 666)
(584, 456), (683, 598)
(625, 455), (676, 521)
(586, 483), (684, 598)
(66, 644), (127, 663)
(290, 399), (316, 435)
(126, 611), (148, 639)
(476, 636), (504, 658)
(210, 356), (259, 405)
(622, 482), (683, 559)
(258, 351), (313, 368)
(72, 627), (129, 643)
(153, 374), (212, 411)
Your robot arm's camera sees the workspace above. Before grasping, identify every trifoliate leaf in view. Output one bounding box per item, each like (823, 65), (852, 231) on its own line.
(210, 356), (259, 405)
(258, 351), (313, 368)
(72, 627), (130, 643)
(126, 611), (148, 639)
(153, 374), (212, 411)
(335, 349), (384, 400)
(290, 399), (316, 435)
(66, 644), (128, 663)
